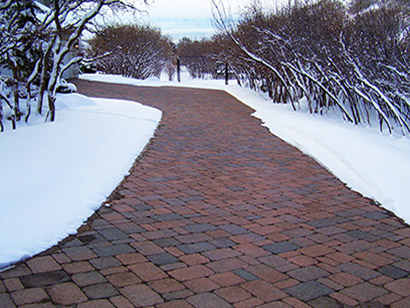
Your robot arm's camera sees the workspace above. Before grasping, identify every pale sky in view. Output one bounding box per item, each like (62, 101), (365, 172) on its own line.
(134, 0), (284, 41)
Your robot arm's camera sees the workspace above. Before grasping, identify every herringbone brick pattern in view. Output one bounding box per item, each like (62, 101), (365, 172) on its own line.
(0, 80), (409, 307)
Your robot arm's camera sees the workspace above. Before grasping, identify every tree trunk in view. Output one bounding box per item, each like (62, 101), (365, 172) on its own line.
(25, 84), (32, 123)
(47, 93), (56, 122)
(0, 100), (3, 132)
(37, 46), (51, 115)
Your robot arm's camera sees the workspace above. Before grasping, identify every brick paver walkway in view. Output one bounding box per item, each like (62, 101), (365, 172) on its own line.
(1, 80), (410, 307)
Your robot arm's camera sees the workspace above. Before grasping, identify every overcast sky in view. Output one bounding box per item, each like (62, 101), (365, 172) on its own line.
(134, 0), (284, 41)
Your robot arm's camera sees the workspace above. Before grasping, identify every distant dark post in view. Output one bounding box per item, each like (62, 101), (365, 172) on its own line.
(177, 57), (181, 83)
(225, 62), (229, 85)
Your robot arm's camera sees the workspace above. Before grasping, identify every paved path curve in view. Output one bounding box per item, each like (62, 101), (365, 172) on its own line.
(1, 80), (410, 307)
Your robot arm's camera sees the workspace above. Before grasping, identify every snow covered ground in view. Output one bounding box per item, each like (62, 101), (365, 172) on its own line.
(0, 94), (161, 269)
(81, 72), (410, 227)
(1, 71), (409, 269)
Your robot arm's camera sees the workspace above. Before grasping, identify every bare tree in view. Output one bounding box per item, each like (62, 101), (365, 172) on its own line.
(176, 37), (221, 79)
(89, 24), (174, 79)
(0, 0), (41, 130)
(0, 0), (147, 129)
(42, 0), (144, 122)
(212, 0), (410, 134)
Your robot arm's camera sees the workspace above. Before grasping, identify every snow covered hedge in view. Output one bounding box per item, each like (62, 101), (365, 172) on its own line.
(213, 0), (410, 135)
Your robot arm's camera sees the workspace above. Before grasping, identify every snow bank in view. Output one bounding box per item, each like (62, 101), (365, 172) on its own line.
(0, 94), (161, 268)
(81, 73), (410, 225)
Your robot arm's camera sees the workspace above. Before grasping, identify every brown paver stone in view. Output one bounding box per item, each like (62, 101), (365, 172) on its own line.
(391, 297), (410, 308)
(109, 295), (134, 308)
(62, 246), (97, 261)
(120, 284), (164, 306)
(20, 303), (56, 308)
(179, 254), (209, 266)
(4, 278), (24, 292)
(10, 288), (48, 306)
(148, 278), (185, 294)
(299, 244), (335, 257)
(169, 265), (213, 281)
(210, 272), (245, 287)
(0, 264), (31, 279)
(100, 265), (128, 276)
(48, 282), (87, 305)
(234, 297), (264, 308)
(78, 299), (115, 308)
(256, 302), (293, 308)
(132, 241), (165, 256)
(156, 299), (194, 308)
(187, 292), (233, 308)
(1, 82), (410, 307)
(328, 272), (363, 287)
(26, 256), (61, 274)
(247, 264), (288, 283)
(241, 280), (286, 301)
(340, 282), (387, 302)
(106, 271), (141, 287)
(62, 261), (94, 274)
(283, 297), (312, 308)
(116, 253), (147, 265)
(384, 278), (410, 297)
(183, 277), (219, 293)
(214, 285), (252, 303)
(128, 262), (168, 282)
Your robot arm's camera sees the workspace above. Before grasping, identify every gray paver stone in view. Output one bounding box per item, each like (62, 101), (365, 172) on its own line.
(153, 238), (181, 247)
(219, 224), (247, 235)
(288, 266), (330, 282)
(308, 296), (344, 308)
(20, 271), (70, 288)
(338, 263), (380, 280)
(0, 293), (16, 307)
(263, 241), (299, 254)
(99, 228), (129, 241)
(388, 246), (410, 259)
(346, 230), (378, 241)
(72, 271), (106, 287)
(148, 253), (179, 265)
(184, 224), (217, 233)
(306, 219), (337, 228)
(83, 283), (118, 299)
(209, 238), (236, 248)
(177, 242), (216, 254)
(92, 244), (134, 257)
(377, 265), (408, 279)
(285, 281), (333, 301)
(153, 213), (182, 222)
(90, 257), (122, 269)
(232, 269), (258, 281)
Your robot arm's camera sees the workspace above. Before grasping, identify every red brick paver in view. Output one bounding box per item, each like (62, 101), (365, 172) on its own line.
(0, 81), (409, 307)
